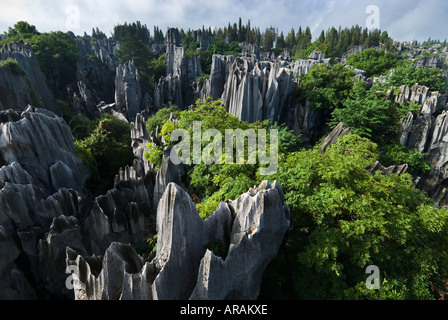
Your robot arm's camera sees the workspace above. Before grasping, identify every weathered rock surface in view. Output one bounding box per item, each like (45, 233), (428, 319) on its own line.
(190, 181), (290, 300)
(70, 59), (115, 119)
(152, 146), (187, 210)
(115, 60), (144, 121)
(0, 63), (35, 111)
(67, 180), (290, 300)
(0, 41), (59, 115)
(320, 122), (352, 152)
(197, 51), (330, 128)
(0, 107), (88, 196)
(416, 111), (448, 206)
(76, 33), (119, 71)
(130, 113), (151, 177)
(0, 107), (89, 299)
(154, 28), (202, 108)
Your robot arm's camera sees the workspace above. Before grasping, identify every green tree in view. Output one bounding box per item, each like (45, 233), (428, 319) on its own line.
(380, 31), (389, 44)
(379, 143), (431, 176)
(148, 53), (167, 84)
(260, 134), (448, 300)
(147, 98), (274, 219)
(386, 61), (447, 93)
(7, 21), (39, 38)
(331, 82), (400, 143)
(114, 21), (154, 92)
(145, 105), (180, 134)
(1, 24), (80, 97)
(285, 28), (296, 49)
(75, 115), (134, 196)
(346, 48), (398, 78)
(292, 41), (332, 59)
(276, 32), (285, 50)
(31, 31), (80, 96)
(298, 63), (355, 113)
(263, 27), (276, 51)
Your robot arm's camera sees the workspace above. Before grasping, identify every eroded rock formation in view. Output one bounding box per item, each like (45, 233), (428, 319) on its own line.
(154, 28), (202, 109)
(0, 41), (59, 115)
(0, 107), (88, 299)
(67, 180), (290, 300)
(115, 60), (144, 121)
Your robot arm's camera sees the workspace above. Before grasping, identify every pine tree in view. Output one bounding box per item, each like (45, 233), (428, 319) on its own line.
(285, 28), (296, 50)
(276, 31), (285, 49)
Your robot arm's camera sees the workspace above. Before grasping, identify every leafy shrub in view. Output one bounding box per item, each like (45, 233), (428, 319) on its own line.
(292, 41), (332, 60)
(144, 142), (163, 168)
(0, 58), (26, 76)
(379, 143), (431, 176)
(75, 115), (134, 196)
(346, 48), (398, 78)
(386, 61), (447, 93)
(69, 114), (97, 140)
(145, 105), (180, 135)
(195, 73), (210, 84)
(331, 82), (400, 143)
(260, 134), (448, 300)
(298, 63), (355, 113)
(147, 98), (274, 219)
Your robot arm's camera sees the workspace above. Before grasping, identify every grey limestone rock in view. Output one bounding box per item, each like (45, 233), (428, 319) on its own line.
(416, 111), (448, 206)
(320, 122), (352, 152)
(67, 180), (290, 300)
(155, 28), (203, 108)
(38, 215), (87, 298)
(71, 59), (115, 119)
(130, 113), (151, 177)
(0, 107), (88, 195)
(0, 107), (89, 299)
(77, 35), (119, 71)
(0, 64), (35, 111)
(190, 181), (290, 300)
(0, 41), (59, 115)
(115, 60), (143, 121)
(153, 146), (187, 210)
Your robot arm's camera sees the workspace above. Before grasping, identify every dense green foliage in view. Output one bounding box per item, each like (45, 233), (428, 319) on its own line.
(1, 22), (80, 97)
(112, 21), (167, 94)
(386, 61), (447, 93)
(196, 37), (242, 74)
(331, 82), (400, 142)
(0, 57), (26, 76)
(157, 99), (268, 218)
(292, 41), (332, 60)
(113, 21), (155, 92)
(346, 48), (398, 78)
(74, 115), (134, 196)
(145, 99), (284, 218)
(259, 134), (448, 300)
(298, 63), (356, 113)
(379, 143), (431, 176)
(145, 105), (180, 134)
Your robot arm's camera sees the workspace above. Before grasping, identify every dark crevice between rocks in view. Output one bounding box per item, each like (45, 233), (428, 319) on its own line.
(0, 153), (6, 169)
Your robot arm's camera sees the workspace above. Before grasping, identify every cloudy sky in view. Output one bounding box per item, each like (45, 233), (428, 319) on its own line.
(0, 0), (446, 42)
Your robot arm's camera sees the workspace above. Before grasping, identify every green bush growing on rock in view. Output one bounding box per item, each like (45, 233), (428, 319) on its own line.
(346, 48), (398, 78)
(75, 115), (134, 196)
